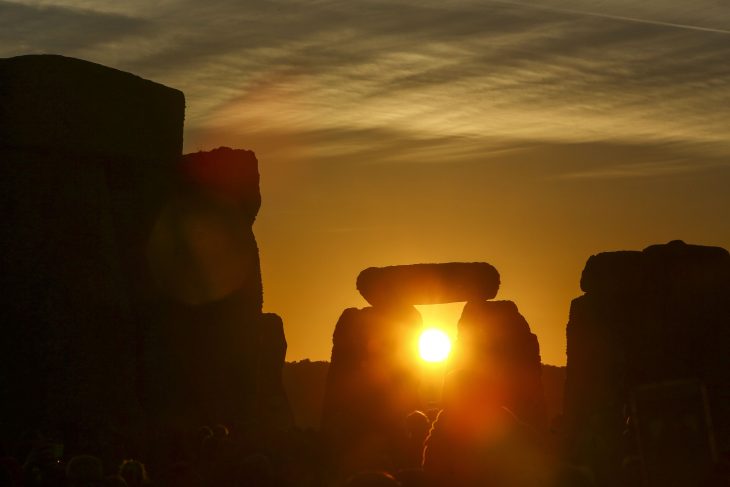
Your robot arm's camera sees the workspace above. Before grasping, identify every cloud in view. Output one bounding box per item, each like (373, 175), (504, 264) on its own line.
(0, 1), (148, 54)
(486, 0), (730, 35)
(2, 0), (729, 157)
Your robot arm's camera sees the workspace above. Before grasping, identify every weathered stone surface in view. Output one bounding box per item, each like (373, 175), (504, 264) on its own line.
(321, 305), (423, 477)
(452, 300), (547, 429)
(143, 147), (287, 429)
(257, 313), (295, 429)
(181, 147), (261, 222)
(147, 149), (263, 306)
(0, 55), (185, 440)
(143, 305), (291, 429)
(0, 55), (184, 162)
(564, 240), (730, 484)
(580, 240), (730, 295)
(579, 250), (643, 295)
(357, 262), (500, 306)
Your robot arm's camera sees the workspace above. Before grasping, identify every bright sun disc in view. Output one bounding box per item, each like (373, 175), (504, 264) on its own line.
(419, 328), (452, 363)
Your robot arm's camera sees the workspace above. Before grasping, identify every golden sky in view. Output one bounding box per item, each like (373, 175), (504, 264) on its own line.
(3, 0), (729, 364)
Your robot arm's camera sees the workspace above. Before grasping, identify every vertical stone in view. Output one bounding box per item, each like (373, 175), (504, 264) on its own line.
(256, 313), (294, 429)
(453, 300), (547, 430)
(322, 305), (423, 477)
(0, 54), (184, 441)
(144, 147), (289, 430)
(564, 241), (730, 484)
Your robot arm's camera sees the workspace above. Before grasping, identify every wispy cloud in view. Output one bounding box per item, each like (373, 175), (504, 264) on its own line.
(3, 0), (729, 157)
(0, 0), (148, 52)
(486, 0), (730, 35)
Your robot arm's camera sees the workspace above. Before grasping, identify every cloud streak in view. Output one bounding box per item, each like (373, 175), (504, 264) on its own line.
(3, 0), (729, 157)
(487, 0), (730, 35)
(0, 0), (148, 52)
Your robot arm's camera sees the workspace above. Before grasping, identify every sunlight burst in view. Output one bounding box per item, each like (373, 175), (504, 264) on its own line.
(419, 328), (452, 363)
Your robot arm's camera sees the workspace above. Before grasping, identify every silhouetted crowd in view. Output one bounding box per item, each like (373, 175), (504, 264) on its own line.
(3, 381), (729, 487)
(0, 420), (583, 487)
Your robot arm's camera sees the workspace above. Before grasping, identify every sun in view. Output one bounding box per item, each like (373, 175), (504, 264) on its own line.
(419, 328), (452, 363)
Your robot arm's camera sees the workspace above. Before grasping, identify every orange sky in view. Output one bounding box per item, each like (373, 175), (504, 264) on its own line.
(4, 0), (730, 364)
(244, 138), (729, 366)
(185, 123), (730, 365)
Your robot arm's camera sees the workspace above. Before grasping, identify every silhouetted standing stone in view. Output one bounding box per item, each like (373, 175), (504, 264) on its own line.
(452, 300), (547, 429)
(357, 262), (500, 306)
(147, 148), (262, 307)
(0, 55), (183, 162)
(144, 147), (290, 429)
(0, 54), (184, 440)
(181, 147), (261, 221)
(0, 55), (291, 442)
(564, 240), (730, 484)
(422, 300), (550, 487)
(256, 313), (294, 429)
(322, 305), (423, 477)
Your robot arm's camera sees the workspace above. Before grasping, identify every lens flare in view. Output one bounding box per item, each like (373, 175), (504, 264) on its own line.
(419, 328), (452, 363)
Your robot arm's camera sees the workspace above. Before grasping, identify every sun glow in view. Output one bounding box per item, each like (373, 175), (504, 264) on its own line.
(419, 328), (452, 363)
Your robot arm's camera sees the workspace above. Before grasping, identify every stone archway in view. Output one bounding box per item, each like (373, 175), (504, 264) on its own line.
(321, 262), (546, 477)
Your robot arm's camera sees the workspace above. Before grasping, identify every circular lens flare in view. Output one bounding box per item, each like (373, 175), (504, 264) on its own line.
(419, 328), (452, 363)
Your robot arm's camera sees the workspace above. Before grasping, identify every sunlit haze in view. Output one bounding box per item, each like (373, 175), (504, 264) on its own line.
(3, 0), (729, 365)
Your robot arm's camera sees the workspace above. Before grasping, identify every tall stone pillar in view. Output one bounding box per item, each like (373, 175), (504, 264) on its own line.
(0, 54), (184, 440)
(453, 300), (547, 429)
(564, 241), (730, 485)
(145, 147), (291, 429)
